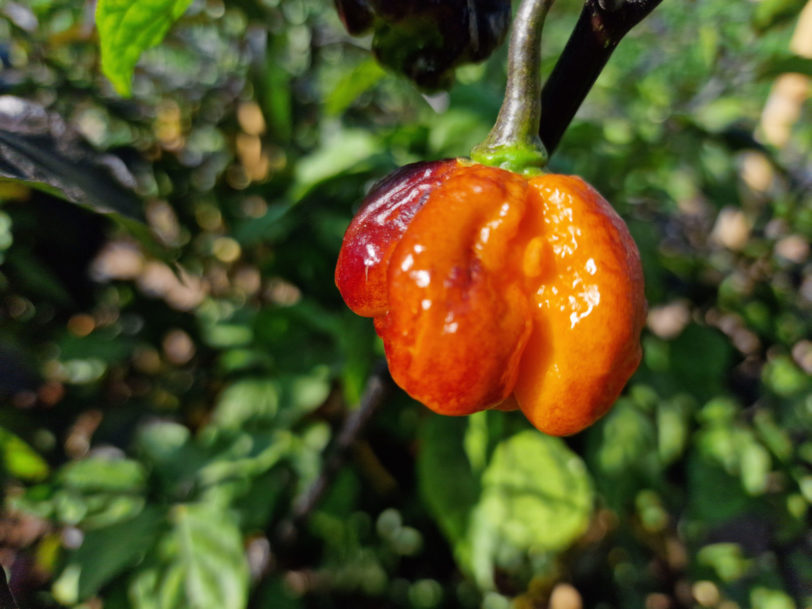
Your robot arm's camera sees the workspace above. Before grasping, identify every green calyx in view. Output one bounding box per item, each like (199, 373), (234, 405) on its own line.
(471, 0), (554, 176)
(470, 136), (548, 176)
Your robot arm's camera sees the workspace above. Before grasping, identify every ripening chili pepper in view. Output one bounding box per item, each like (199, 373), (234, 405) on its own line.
(335, 160), (646, 436)
(336, 0), (648, 435)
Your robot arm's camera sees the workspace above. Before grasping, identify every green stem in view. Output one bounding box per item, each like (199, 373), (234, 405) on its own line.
(471, 0), (555, 175)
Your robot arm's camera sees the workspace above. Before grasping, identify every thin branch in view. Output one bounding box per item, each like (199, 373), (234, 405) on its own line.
(274, 361), (395, 546)
(540, 0), (664, 154)
(0, 568), (18, 609)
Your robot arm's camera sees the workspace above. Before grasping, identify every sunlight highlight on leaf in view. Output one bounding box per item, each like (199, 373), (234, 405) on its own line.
(96, 0), (194, 96)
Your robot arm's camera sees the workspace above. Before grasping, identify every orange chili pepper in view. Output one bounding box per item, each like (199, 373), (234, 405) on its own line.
(336, 159), (646, 436)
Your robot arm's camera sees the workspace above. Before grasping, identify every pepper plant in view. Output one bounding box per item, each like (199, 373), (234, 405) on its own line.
(0, 1), (809, 609)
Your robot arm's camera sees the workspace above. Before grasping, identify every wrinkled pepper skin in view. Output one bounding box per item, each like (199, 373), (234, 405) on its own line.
(336, 160), (646, 436)
(333, 0), (511, 90)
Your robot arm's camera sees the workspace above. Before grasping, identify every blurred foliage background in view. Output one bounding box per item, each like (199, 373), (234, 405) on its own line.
(0, 0), (810, 608)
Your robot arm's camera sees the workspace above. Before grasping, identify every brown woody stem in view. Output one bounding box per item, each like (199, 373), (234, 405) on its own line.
(0, 568), (18, 609)
(539, 0), (664, 154)
(273, 361), (394, 549)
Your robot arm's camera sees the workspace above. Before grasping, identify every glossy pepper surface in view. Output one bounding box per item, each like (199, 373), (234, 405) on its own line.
(336, 160), (646, 436)
(333, 0), (511, 90)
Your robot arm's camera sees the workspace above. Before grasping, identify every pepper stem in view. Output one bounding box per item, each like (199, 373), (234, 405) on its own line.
(471, 0), (555, 175)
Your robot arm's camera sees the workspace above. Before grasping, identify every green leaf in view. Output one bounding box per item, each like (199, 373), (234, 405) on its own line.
(325, 58), (387, 117)
(763, 355), (811, 397)
(53, 507), (164, 604)
(0, 96), (143, 220)
(417, 417), (480, 559)
(58, 457), (146, 493)
(753, 410), (793, 463)
(196, 430), (292, 487)
(427, 108), (492, 158)
(95, 0), (194, 96)
(587, 395), (661, 510)
(135, 421), (192, 466)
(253, 578), (304, 609)
(695, 403), (774, 497)
(740, 440), (771, 495)
(686, 455), (751, 527)
(279, 370), (333, 423)
(420, 421), (594, 588)
(2, 246), (73, 305)
(0, 426), (49, 481)
(129, 503), (249, 609)
(292, 129), (383, 200)
(212, 378), (280, 429)
(260, 38), (293, 143)
(757, 53), (812, 80)
(750, 587), (797, 609)
(670, 325), (733, 402)
(78, 494), (148, 529)
(58, 329), (135, 363)
(592, 398), (657, 476)
(212, 368), (331, 430)
(657, 395), (695, 465)
(469, 431), (593, 587)
(0, 96), (175, 264)
(697, 542), (750, 582)
(135, 421), (223, 499)
(253, 303), (344, 373)
(752, 0), (806, 32)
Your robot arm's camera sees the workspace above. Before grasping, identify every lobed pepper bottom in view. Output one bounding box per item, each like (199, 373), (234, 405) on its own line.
(336, 160), (646, 436)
